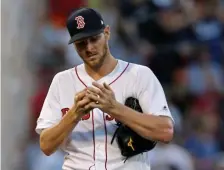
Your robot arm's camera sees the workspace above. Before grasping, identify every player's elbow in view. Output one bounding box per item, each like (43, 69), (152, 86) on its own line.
(160, 119), (174, 143)
(41, 149), (52, 156)
(40, 139), (53, 156)
(161, 127), (174, 144)
(40, 133), (55, 156)
(41, 149), (53, 156)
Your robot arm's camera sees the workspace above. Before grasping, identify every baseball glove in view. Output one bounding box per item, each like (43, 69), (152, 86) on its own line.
(111, 97), (157, 162)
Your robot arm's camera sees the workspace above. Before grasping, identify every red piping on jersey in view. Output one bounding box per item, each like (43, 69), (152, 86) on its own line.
(75, 67), (96, 166)
(92, 110), (96, 161)
(88, 111), (96, 170)
(75, 62), (130, 170)
(103, 112), (108, 170)
(89, 164), (95, 170)
(109, 63), (129, 85)
(75, 66), (87, 88)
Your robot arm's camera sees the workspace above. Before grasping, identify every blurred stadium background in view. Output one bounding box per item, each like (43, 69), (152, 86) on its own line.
(1, 0), (224, 170)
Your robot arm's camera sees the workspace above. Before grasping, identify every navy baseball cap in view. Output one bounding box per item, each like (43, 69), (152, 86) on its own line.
(66, 8), (106, 44)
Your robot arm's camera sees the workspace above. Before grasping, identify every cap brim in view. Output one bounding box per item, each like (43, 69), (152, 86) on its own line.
(68, 28), (104, 44)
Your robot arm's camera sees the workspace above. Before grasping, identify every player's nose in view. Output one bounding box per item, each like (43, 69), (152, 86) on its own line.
(86, 41), (94, 52)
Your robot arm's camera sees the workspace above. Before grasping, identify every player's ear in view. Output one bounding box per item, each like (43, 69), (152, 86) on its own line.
(104, 25), (110, 40)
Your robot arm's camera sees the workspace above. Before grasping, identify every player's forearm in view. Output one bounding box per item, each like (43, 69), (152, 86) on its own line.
(40, 110), (81, 156)
(110, 102), (174, 143)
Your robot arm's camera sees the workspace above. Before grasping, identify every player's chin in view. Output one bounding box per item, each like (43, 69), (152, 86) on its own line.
(87, 58), (101, 67)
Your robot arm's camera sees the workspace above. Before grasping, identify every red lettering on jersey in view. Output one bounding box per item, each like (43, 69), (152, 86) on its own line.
(105, 114), (119, 122)
(81, 113), (90, 120)
(61, 108), (91, 120)
(62, 110), (120, 122)
(105, 114), (114, 121)
(61, 108), (69, 117)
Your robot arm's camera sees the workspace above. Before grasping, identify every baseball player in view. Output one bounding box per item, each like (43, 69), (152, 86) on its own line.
(36, 7), (174, 170)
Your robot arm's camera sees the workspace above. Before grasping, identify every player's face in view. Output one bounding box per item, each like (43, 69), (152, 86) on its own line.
(74, 27), (110, 69)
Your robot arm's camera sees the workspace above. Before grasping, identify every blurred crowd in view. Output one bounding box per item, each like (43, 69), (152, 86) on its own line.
(21, 0), (224, 170)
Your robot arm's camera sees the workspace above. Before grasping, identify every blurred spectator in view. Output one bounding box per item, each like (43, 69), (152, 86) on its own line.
(169, 67), (193, 115)
(184, 114), (220, 170)
(130, 0), (193, 85)
(214, 152), (224, 170)
(29, 66), (55, 139)
(186, 45), (223, 95)
(149, 143), (195, 170)
(217, 95), (224, 151)
(192, 0), (224, 65)
(48, 0), (87, 28)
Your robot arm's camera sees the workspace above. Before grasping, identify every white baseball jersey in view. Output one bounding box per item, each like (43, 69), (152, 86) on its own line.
(36, 59), (173, 170)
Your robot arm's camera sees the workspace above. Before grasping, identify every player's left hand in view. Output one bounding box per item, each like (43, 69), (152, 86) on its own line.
(84, 82), (117, 113)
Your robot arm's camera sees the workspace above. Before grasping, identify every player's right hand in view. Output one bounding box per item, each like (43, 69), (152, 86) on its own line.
(70, 89), (92, 119)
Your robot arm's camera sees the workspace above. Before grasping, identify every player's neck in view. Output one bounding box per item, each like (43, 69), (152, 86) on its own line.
(85, 54), (117, 81)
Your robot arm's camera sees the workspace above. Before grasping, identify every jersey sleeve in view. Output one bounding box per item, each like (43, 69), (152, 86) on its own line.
(35, 73), (62, 134)
(135, 66), (174, 121)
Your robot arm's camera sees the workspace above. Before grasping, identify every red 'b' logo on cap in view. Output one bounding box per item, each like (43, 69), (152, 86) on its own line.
(75, 16), (85, 29)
